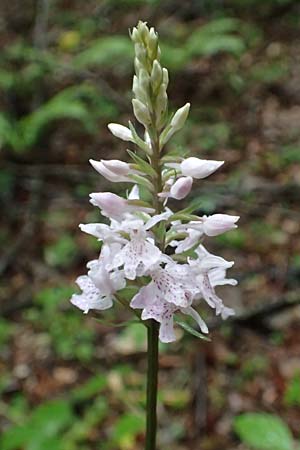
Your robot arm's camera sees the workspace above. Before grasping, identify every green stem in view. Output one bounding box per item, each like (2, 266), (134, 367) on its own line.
(145, 319), (159, 450)
(144, 67), (165, 450)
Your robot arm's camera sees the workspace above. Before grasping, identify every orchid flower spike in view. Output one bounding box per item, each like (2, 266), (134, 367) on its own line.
(70, 21), (240, 346)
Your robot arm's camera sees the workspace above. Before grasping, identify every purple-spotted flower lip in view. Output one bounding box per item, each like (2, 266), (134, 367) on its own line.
(130, 264), (208, 343)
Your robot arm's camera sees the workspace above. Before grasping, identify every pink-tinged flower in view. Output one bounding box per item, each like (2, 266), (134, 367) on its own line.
(169, 176), (193, 200)
(90, 192), (154, 220)
(189, 245), (236, 319)
(71, 245), (125, 314)
(130, 266), (208, 342)
(202, 214), (239, 236)
(109, 223), (162, 280)
(181, 157), (224, 179)
(108, 123), (134, 142)
(131, 264), (197, 309)
(90, 192), (129, 220)
(166, 157), (224, 179)
(89, 159), (133, 183)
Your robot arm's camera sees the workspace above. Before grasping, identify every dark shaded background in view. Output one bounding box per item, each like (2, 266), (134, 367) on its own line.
(1, 1), (300, 449)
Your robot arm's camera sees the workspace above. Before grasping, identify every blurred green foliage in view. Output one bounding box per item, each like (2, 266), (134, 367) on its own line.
(0, 84), (116, 152)
(44, 234), (79, 268)
(240, 355), (269, 380)
(1, 400), (74, 450)
(0, 13), (261, 154)
(234, 413), (295, 450)
(284, 373), (300, 407)
(24, 286), (96, 362)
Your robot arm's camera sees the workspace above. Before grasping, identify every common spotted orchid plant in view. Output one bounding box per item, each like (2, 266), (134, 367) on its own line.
(71, 21), (239, 450)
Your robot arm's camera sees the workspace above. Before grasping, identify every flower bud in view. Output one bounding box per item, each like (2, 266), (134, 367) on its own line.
(89, 159), (131, 183)
(90, 191), (153, 220)
(180, 157), (224, 179)
(130, 27), (140, 43)
(139, 69), (150, 94)
(132, 75), (148, 104)
(170, 103), (190, 131)
(90, 192), (128, 219)
(170, 176), (193, 200)
(128, 121), (152, 154)
(132, 99), (151, 127)
(162, 68), (169, 88)
(151, 60), (162, 92)
(202, 214), (240, 236)
(155, 84), (168, 128)
(148, 27), (159, 60)
(160, 103), (190, 145)
(101, 160), (130, 175)
(138, 21), (149, 41)
(132, 75), (138, 91)
(134, 57), (143, 76)
(107, 123), (133, 142)
(135, 43), (147, 64)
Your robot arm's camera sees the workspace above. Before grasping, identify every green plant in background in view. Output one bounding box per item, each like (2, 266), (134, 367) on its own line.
(44, 234), (79, 269)
(0, 84), (117, 153)
(284, 373), (300, 407)
(0, 400), (74, 450)
(234, 413), (298, 450)
(24, 286), (96, 362)
(0, 13), (257, 155)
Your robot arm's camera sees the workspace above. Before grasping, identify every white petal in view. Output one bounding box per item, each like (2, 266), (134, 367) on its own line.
(174, 230), (202, 254)
(159, 315), (176, 343)
(130, 283), (156, 309)
(220, 306), (235, 319)
(79, 223), (110, 240)
(71, 275), (113, 313)
(198, 255), (234, 272)
(209, 267), (237, 287)
(181, 157), (224, 179)
(140, 241), (162, 270)
(200, 273), (223, 313)
(181, 306), (209, 334)
(144, 210), (172, 230)
(128, 184), (140, 200)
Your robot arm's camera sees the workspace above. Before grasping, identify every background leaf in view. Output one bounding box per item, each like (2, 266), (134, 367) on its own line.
(234, 413), (294, 450)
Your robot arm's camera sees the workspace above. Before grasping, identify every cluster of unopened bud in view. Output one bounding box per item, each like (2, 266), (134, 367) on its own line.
(130, 22), (170, 132)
